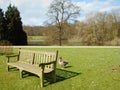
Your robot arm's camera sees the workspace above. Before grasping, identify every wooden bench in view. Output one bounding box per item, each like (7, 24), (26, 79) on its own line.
(6, 49), (58, 88)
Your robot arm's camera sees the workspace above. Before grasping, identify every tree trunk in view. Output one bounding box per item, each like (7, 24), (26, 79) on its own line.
(59, 27), (62, 46)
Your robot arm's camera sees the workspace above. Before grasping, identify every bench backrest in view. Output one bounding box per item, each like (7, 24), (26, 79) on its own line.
(19, 49), (34, 64)
(34, 51), (57, 69)
(18, 49), (58, 69)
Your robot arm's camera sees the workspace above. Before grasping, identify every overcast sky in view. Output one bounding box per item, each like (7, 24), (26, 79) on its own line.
(0, 0), (120, 26)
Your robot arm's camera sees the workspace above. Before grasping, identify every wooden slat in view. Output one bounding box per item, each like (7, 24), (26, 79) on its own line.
(19, 50), (34, 64)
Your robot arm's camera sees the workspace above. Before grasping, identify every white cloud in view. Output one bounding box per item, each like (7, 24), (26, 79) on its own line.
(0, 0), (120, 25)
(76, 0), (115, 13)
(74, 0), (120, 21)
(0, 0), (52, 25)
(100, 6), (120, 12)
(9, 0), (52, 25)
(0, 0), (3, 3)
(0, 0), (9, 10)
(10, 0), (24, 6)
(26, 18), (41, 26)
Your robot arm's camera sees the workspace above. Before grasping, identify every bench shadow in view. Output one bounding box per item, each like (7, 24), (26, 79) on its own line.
(56, 68), (81, 82)
(0, 53), (4, 56)
(64, 66), (72, 68)
(9, 67), (81, 87)
(8, 67), (19, 71)
(44, 68), (81, 87)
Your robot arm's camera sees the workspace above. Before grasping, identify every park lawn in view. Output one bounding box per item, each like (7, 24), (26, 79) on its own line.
(28, 36), (46, 40)
(0, 47), (120, 90)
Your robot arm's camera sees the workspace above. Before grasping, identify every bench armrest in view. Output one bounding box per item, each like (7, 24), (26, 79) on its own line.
(6, 54), (19, 58)
(6, 54), (19, 63)
(39, 61), (56, 67)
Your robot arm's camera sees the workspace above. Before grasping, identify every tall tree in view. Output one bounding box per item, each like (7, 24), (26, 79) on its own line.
(47, 0), (80, 46)
(111, 10), (120, 45)
(5, 4), (27, 45)
(0, 8), (6, 41)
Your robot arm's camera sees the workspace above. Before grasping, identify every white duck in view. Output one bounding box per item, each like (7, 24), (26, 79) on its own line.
(58, 57), (68, 68)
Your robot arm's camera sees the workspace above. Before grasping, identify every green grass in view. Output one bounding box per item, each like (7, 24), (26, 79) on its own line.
(1, 48), (120, 90)
(28, 36), (46, 40)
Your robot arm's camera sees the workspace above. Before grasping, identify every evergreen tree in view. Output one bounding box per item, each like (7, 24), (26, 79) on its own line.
(0, 8), (6, 41)
(5, 4), (27, 45)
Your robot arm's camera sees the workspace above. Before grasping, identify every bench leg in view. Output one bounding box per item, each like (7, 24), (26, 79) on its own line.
(19, 69), (23, 78)
(7, 65), (10, 71)
(52, 71), (56, 82)
(40, 72), (44, 88)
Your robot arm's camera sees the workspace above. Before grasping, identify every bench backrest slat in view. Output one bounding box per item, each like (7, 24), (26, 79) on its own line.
(19, 50), (34, 64)
(33, 51), (57, 68)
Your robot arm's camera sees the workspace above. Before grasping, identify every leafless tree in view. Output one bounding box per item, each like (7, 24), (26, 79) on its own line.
(108, 9), (120, 45)
(47, 0), (81, 46)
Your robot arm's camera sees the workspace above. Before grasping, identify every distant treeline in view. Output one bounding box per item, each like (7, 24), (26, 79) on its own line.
(24, 12), (120, 46)
(23, 26), (46, 36)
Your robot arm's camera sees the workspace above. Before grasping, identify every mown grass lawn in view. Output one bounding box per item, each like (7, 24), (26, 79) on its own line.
(28, 36), (46, 40)
(0, 47), (120, 90)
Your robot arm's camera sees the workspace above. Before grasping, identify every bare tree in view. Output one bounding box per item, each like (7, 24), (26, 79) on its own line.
(110, 10), (120, 45)
(47, 0), (80, 46)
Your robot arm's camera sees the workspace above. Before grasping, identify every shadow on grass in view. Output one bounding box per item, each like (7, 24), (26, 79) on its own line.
(55, 68), (81, 82)
(43, 68), (81, 87)
(8, 67), (81, 87)
(0, 53), (4, 56)
(21, 67), (80, 82)
(64, 66), (72, 68)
